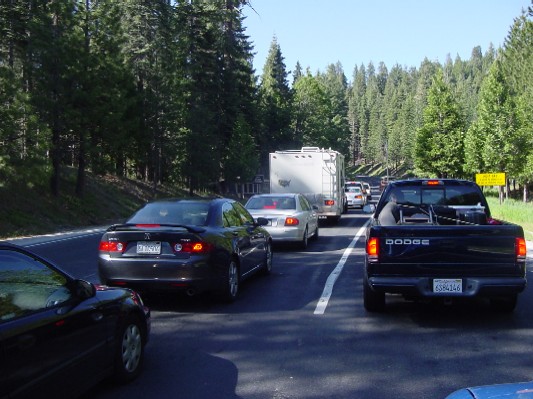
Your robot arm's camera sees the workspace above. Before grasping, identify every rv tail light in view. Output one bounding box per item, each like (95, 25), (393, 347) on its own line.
(324, 199), (335, 206)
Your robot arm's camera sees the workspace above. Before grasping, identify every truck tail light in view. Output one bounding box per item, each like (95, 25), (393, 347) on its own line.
(284, 217), (299, 226)
(366, 237), (379, 257)
(516, 237), (527, 259)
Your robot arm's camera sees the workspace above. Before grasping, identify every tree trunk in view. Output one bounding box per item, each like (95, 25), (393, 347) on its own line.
(76, 130), (85, 197)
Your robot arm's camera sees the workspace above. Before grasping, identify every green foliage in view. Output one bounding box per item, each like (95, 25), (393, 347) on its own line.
(291, 73), (333, 148)
(223, 114), (259, 182)
(466, 60), (526, 180)
(415, 70), (465, 178)
(0, 0), (532, 210)
(257, 36), (293, 167)
(486, 196), (533, 241)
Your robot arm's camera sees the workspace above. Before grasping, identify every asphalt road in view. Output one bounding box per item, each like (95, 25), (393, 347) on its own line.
(8, 200), (533, 399)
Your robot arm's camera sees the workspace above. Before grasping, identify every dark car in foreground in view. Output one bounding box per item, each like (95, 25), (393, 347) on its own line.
(0, 243), (150, 399)
(98, 198), (273, 302)
(445, 380), (533, 398)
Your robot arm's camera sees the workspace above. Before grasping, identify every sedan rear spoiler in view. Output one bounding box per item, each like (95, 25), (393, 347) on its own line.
(106, 223), (206, 234)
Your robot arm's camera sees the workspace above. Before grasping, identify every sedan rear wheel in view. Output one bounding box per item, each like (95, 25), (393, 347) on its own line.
(300, 227), (308, 249)
(222, 259), (240, 302)
(262, 241), (273, 275)
(311, 224), (319, 240)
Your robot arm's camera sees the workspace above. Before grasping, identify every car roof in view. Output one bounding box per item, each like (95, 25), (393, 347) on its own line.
(388, 178), (477, 188)
(250, 193), (298, 198)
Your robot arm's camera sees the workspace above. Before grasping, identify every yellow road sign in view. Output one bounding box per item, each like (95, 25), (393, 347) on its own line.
(475, 173), (506, 186)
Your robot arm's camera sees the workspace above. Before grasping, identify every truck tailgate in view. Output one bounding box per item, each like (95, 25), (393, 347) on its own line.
(372, 224), (524, 277)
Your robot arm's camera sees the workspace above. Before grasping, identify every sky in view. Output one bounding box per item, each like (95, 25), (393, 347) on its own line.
(242, 0), (531, 79)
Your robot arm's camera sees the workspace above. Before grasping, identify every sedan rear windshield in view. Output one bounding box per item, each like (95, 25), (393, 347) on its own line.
(247, 197), (296, 210)
(128, 202), (210, 225)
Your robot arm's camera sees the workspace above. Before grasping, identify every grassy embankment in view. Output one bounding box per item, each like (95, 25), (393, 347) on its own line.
(487, 196), (533, 241)
(0, 168), (186, 239)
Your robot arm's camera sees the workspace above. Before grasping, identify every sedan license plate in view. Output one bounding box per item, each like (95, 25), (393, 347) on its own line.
(433, 278), (462, 294)
(137, 241), (161, 255)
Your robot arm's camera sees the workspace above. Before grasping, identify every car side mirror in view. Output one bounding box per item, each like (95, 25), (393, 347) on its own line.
(363, 204), (376, 214)
(255, 217), (269, 226)
(74, 279), (96, 299)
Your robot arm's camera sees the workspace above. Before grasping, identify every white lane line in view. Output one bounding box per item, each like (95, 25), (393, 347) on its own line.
(314, 220), (370, 315)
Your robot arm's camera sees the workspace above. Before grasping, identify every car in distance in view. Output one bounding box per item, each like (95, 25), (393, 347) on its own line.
(245, 193), (319, 249)
(98, 198), (273, 302)
(0, 242), (151, 399)
(445, 380), (533, 398)
(345, 181), (367, 204)
(345, 186), (365, 209)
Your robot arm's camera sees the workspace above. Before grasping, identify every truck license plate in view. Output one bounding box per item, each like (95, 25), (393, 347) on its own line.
(137, 241), (161, 254)
(433, 279), (462, 293)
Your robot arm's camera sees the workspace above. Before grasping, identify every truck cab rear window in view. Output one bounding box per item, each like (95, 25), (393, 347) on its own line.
(390, 187), (483, 206)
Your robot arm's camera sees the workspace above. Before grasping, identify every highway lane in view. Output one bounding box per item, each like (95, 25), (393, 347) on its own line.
(7, 208), (533, 399)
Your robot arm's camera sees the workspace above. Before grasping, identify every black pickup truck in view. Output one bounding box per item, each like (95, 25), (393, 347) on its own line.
(364, 178), (527, 312)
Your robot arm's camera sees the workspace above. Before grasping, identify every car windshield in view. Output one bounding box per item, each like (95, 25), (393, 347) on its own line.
(346, 187), (361, 193)
(246, 197), (296, 210)
(128, 201), (210, 225)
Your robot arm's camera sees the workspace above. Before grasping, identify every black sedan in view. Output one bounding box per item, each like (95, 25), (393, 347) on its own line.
(98, 197), (273, 302)
(0, 243), (151, 399)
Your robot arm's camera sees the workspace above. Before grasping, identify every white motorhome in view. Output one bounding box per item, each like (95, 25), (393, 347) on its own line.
(269, 147), (346, 222)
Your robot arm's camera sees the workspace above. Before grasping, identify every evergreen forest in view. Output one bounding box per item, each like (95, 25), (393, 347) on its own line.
(1, 1), (532, 200)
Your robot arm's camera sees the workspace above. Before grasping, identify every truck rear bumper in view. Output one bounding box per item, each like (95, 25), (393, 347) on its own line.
(367, 276), (527, 298)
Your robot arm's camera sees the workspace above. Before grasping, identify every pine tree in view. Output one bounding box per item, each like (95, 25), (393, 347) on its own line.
(291, 72), (330, 148)
(467, 60), (526, 193)
(347, 64), (367, 165)
(318, 62), (350, 154)
(414, 69), (465, 178)
(257, 36), (292, 169)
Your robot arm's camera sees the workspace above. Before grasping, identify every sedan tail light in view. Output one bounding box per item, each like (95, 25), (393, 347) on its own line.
(99, 240), (127, 253)
(284, 217), (299, 226)
(172, 241), (213, 254)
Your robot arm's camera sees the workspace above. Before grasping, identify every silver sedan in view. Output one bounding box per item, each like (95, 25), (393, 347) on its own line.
(245, 193), (319, 249)
(345, 186), (365, 209)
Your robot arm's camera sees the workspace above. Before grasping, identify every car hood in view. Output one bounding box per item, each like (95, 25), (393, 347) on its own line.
(446, 381), (533, 399)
